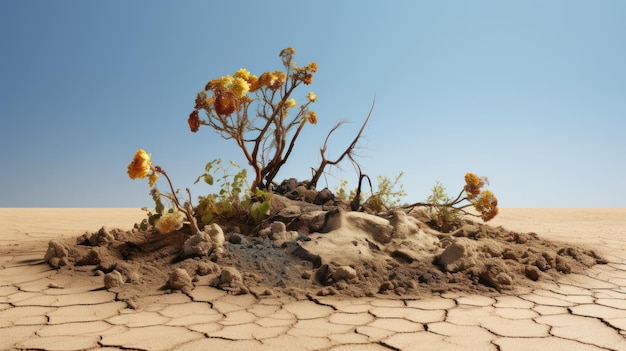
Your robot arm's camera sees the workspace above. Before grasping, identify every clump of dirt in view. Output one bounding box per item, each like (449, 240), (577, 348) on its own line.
(43, 192), (606, 307)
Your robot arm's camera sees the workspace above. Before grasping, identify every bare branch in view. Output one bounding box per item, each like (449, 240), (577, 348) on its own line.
(308, 97), (375, 189)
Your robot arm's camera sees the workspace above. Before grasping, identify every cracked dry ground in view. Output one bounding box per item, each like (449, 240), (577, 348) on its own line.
(1, 208), (626, 351)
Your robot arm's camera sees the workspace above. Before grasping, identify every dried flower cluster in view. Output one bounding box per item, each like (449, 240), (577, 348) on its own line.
(187, 47), (318, 192)
(464, 172), (499, 221)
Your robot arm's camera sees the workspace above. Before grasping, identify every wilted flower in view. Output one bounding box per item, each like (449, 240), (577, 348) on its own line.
(213, 90), (237, 116)
(258, 72), (275, 87)
(188, 110), (201, 132)
(306, 110), (317, 124)
(464, 172), (486, 199)
(270, 70), (286, 90)
(279, 46), (296, 58)
(195, 90), (209, 109)
(247, 75), (260, 91)
(473, 190), (498, 221)
(127, 149), (152, 179)
(154, 210), (185, 234)
(285, 98), (297, 109)
(307, 92), (317, 102)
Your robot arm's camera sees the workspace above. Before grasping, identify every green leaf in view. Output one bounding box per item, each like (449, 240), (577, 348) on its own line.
(204, 174), (214, 185)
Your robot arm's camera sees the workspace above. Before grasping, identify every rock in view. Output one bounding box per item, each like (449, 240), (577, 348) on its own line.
(379, 281), (394, 293)
(524, 265), (541, 281)
(182, 224), (224, 258)
(270, 230), (299, 247)
(451, 224), (480, 238)
(169, 268), (194, 293)
(389, 210), (420, 239)
(206, 223), (225, 252)
(480, 259), (513, 290)
(44, 240), (69, 268)
(228, 233), (244, 244)
(277, 205), (302, 220)
(113, 262), (140, 283)
(314, 188), (334, 205)
(270, 221), (286, 234)
(322, 209), (394, 244)
(333, 265), (357, 282)
(217, 267), (244, 293)
(480, 239), (503, 257)
(555, 256), (572, 274)
(104, 270), (124, 289)
(291, 245), (322, 268)
(76, 249), (101, 266)
(315, 264), (333, 286)
(391, 249), (419, 263)
(296, 210), (327, 233)
(88, 227), (115, 246)
(277, 178), (299, 194)
(296, 185), (318, 203)
(438, 238), (478, 272)
(196, 261), (221, 276)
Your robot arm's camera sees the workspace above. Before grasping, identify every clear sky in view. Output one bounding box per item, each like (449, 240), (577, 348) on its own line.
(1, 1), (625, 208)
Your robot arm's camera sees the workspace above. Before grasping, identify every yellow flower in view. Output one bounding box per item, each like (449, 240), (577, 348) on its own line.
(307, 62), (318, 72)
(307, 92), (317, 103)
(474, 190), (499, 221)
(285, 98), (297, 109)
(205, 75), (232, 90)
(233, 68), (250, 81)
(154, 210), (185, 234)
(127, 149), (152, 179)
(231, 77), (250, 98)
(306, 110), (317, 124)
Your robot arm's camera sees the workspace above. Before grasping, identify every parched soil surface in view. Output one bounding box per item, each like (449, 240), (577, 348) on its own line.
(43, 197), (606, 307)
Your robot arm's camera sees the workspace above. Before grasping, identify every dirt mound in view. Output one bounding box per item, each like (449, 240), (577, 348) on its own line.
(43, 196), (606, 307)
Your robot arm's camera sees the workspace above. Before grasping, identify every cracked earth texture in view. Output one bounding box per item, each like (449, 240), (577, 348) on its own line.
(1, 208), (625, 351)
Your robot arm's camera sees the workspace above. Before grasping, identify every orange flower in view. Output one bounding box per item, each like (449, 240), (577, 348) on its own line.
(474, 190), (498, 221)
(213, 90), (237, 116)
(127, 149), (152, 180)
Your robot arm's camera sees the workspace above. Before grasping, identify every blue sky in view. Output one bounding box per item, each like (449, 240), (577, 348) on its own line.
(1, 1), (624, 208)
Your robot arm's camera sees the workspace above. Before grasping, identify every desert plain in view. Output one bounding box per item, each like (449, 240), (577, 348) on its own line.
(1, 207), (625, 350)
